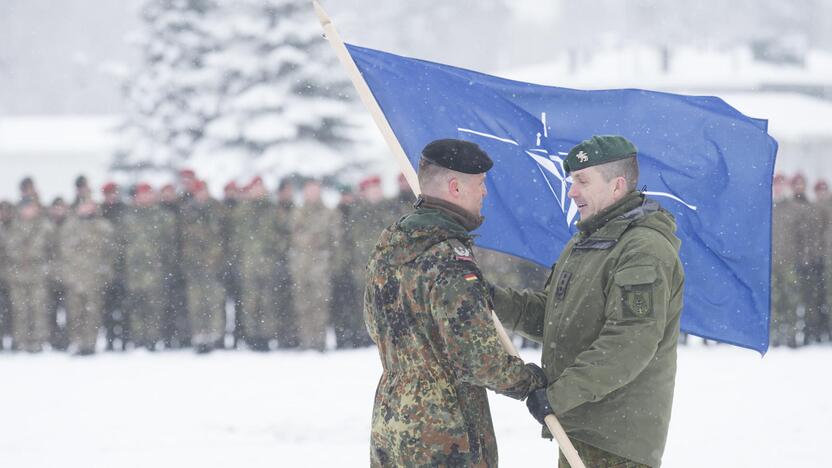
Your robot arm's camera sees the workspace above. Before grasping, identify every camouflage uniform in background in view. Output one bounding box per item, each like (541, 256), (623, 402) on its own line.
(793, 194), (826, 344)
(805, 197), (830, 342)
(3, 214), (54, 352)
(0, 213), (12, 349)
(59, 214), (115, 354)
(365, 198), (545, 467)
(181, 198), (226, 350)
(819, 200), (832, 340)
(220, 197), (243, 348)
(336, 199), (385, 348)
(330, 196), (360, 349)
(160, 198), (189, 347)
(274, 198), (298, 348)
(290, 200), (336, 351)
(101, 199), (128, 350)
(231, 199), (281, 349)
(770, 197), (803, 347)
(46, 210), (69, 350)
(122, 206), (176, 349)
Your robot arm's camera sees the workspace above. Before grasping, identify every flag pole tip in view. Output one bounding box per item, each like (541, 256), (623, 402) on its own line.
(312, 1), (330, 27)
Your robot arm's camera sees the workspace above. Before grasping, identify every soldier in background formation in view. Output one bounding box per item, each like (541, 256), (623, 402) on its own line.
(60, 199), (115, 355)
(769, 172), (832, 347)
(291, 179), (335, 351)
(122, 183), (176, 351)
(2, 198), (53, 352)
(100, 182), (128, 350)
(0, 201), (14, 350)
(46, 197), (69, 351)
(180, 181), (225, 353)
(231, 177), (281, 351)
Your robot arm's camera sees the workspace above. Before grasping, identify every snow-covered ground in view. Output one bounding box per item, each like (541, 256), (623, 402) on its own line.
(0, 344), (828, 467)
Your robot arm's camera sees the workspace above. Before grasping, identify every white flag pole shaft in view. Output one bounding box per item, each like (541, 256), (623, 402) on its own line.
(313, 2), (584, 467)
(312, 0), (420, 196)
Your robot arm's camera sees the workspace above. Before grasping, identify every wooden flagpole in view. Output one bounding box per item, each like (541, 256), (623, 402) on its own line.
(312, 0), (420, 196)
(312, 2), (585, 467)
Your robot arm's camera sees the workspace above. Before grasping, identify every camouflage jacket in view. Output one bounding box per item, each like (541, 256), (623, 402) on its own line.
(230, 199), (281, 281)
(59, 215), (116, 292)
(350, 199), (397, 286)
(289, 201), (334, 278)
(493, 192), (684, 467)
(122, 206), (176, 292)
(181, 199), (224, 282)
(365, 201), (544, 468)
(2, 215), (54, 286)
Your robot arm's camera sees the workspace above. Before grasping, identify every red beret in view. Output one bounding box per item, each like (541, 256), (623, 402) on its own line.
(102, 182), (118, 195)
(134, 183), (153, 195)
(359, 175), (382, 191)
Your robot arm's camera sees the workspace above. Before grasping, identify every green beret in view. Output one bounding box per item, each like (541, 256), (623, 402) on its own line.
(421, 139), (493, 174)
(563, 135), (637, 174)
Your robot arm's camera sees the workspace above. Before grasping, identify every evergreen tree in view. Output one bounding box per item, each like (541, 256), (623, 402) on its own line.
(119, 0), (367, 181)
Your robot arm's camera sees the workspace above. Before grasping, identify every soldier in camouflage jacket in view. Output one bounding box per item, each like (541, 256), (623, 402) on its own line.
(364, 140), (545, 467)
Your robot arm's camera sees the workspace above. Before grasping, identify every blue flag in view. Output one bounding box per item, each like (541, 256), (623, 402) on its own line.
(347, 44), (778, 353)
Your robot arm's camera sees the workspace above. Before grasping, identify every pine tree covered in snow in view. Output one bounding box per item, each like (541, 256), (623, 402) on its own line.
(118, 0), (374, 184)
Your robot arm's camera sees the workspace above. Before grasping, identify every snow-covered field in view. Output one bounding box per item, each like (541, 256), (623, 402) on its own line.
(0, 344), (828, 467)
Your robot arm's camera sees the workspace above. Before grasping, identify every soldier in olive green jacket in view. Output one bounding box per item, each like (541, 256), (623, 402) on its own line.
(492, 136), (684, 468)
(366, 140), (546, 467)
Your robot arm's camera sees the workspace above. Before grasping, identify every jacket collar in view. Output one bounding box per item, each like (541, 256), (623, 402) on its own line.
(576, 191), (656, 242)
(413, 195), (484, 233)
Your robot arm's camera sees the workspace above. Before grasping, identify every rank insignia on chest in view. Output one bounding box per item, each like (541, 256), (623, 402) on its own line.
(464, 273), (478, 282)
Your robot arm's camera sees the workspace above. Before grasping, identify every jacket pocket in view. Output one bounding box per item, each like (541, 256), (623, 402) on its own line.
(613, 265), (657, 318)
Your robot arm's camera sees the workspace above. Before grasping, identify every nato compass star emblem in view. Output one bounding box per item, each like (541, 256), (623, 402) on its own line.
(457, 111), (697, 229)
(458, 112), (580, 227)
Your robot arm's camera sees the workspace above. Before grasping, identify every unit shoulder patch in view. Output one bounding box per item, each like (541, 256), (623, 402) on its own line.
(447, 239), (474, 262)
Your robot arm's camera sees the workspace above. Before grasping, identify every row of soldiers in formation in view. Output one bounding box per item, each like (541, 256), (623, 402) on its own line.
(3, 168), (814, 354)
(771, 172), (832, 347)
(0, 171), (424, 354)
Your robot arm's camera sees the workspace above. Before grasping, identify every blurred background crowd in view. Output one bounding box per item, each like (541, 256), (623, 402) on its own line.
(771, 172), (832, 347)
(0, 170), (552, 355)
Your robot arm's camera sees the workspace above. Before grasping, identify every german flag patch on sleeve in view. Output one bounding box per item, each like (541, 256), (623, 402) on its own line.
(464, 273), (478, 282)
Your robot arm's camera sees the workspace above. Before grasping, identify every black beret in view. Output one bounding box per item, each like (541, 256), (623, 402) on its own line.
(421, 139), (493, 174)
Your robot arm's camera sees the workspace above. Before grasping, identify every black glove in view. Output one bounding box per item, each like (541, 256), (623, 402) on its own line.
(524, 363), (547, 395)
(526, 387), (554, 425)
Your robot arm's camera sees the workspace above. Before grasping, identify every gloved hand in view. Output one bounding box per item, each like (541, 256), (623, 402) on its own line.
(524, 363), (547, 395)
(526, 387), (554, 425)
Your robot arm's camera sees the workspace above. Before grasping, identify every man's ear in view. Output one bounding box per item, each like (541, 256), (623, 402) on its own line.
(448, 177), (460, 196)
(614, 176), (628, 194)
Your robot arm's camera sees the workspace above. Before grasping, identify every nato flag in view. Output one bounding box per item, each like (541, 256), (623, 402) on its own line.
(347, 44), (778, 354)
